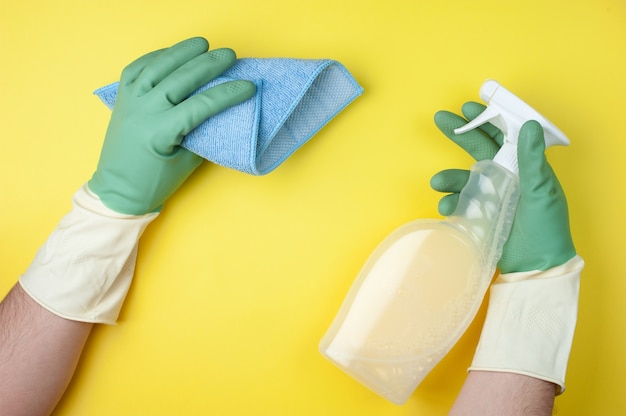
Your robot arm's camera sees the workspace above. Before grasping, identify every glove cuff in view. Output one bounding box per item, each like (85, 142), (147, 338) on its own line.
(469, 255), (584, 394)
(19, 184), (158, 324)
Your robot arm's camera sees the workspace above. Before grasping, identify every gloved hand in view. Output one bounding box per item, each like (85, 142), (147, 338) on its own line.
(430, 102), (576, 273)
(430, 101), (583, 393)
(20, 37), (256, 324)
(88, 37), (256, 215)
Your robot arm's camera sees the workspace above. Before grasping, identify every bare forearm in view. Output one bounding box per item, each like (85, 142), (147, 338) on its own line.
(0, 283), (93, 416)
(449, 371), (556, 416)
(0, 185), (154, 415)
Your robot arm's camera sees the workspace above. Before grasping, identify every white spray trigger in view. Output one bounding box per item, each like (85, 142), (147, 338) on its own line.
(453, 80), (570, 174)
(454, 104), (504, 136)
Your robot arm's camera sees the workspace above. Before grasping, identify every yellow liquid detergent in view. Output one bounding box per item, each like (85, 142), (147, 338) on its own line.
(321, 221), (487, 404)
(320, 158), (521, 404)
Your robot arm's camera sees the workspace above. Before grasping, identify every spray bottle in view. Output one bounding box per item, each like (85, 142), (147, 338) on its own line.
(319, 80), (570, 404)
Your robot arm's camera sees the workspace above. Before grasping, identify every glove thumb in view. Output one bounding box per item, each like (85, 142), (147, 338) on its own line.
(517, 120), (549, 193)
(507, 120), (576, 272)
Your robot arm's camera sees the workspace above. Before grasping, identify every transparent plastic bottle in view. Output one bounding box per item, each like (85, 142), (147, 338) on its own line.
(320, 160), (518, 404)
(319, 80), (570, 404)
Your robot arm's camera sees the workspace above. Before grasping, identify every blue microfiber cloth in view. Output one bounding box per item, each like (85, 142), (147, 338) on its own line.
(94, 58), (363, 175)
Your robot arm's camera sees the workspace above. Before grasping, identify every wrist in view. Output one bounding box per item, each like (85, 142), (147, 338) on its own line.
(19, 184), (158, 324)
(469, 255), (584, 394)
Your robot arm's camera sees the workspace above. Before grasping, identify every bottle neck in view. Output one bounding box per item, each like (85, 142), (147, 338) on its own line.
(448, 160), (520, 273)
(492, 142), (519, 174)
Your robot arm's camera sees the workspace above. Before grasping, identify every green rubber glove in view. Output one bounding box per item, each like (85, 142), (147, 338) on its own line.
(88, 37), (256, 215)
(430, 102), (576, 273)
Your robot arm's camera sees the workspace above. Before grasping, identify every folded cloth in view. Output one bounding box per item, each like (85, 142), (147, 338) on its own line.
(94, 58), (363, 175)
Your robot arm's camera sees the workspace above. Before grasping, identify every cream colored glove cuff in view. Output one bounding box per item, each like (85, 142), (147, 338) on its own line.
(469, 255), (584, 394)
(19, 184), (158, 324)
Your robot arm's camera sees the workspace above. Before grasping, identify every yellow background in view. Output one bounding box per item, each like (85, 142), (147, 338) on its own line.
(1, 0), (624, 414)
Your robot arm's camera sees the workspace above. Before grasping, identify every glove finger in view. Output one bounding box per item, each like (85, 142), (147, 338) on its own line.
(120, 49), (165, 86)
(438, 193), (461, 217)
(517, 120), (550, 195)
(434, 110), (500, 161)
(133, 37), (209, 97)
(153, 48), (237, 106)
(156, 80), (256, 152)
(461, 102), (506, 146)
(430, 169), (470, 193)
(513, 120), (577, 270)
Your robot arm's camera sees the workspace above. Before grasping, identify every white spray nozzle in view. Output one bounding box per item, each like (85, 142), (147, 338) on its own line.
(453, 80), (570, 173)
